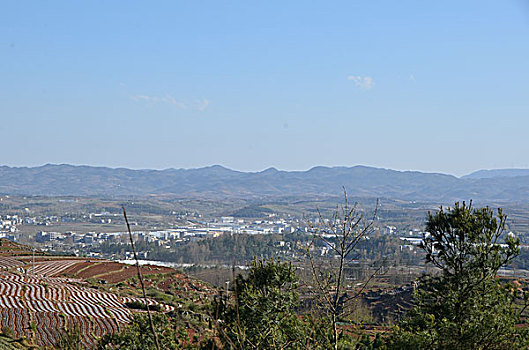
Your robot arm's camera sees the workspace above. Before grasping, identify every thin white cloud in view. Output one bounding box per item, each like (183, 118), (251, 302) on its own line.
(409, 74), (416, 81)
(347, 75), (375, 90)
(130, 94), (210, 111)
(130, 94), (187, 109)
(195, 98), (210, 112)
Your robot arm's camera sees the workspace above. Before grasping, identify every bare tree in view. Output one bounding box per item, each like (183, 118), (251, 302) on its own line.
(304, 190), (383, 350)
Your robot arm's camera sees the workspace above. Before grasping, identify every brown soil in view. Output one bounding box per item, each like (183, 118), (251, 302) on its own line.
(98, 264), (174, 284)
(60, 261), (93, 276)
(0, 239), (37, 256)
(156, 274), (209, 294)
(75, 262), (124, 279)
(157, 277), (176, 290)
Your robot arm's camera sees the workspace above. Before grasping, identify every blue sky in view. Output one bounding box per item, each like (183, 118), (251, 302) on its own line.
(2, 1), (529, 176)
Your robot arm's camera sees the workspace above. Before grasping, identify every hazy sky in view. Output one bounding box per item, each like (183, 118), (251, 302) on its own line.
(2, 1), (529, 176)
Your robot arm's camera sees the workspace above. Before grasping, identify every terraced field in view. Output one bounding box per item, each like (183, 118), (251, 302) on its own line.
(0, 257), (24, 270)
(0, 257), (175, 348)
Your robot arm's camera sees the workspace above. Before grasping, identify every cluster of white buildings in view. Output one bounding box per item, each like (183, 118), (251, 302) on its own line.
(0, 215), (20, 240)
(33, 215), (299, 254)
(207, 216), (297, 235)
(383, 226), (426, 251)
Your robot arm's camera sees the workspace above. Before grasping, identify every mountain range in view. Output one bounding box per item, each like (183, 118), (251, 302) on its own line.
(1, 164), (529, 203)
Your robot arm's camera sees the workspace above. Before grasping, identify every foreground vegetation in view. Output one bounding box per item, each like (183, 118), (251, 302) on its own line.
(81, 201), (529, 349)
(0, 199), (525, 348)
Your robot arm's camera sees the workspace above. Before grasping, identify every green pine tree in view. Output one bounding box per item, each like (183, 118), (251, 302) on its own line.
(389, 202), (529, 349)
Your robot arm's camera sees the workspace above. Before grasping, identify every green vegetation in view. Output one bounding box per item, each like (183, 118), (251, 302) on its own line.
(216, 258), (309, 349)
(4, 197), (529, 349)
(99, 231), (422, 268)
(231, 204), (274, 217)
(95, 201), (529, 350)
(55, 326), (84, 350)
(98, 313), (189, 349)
(389, 202), (529, 349)
(0, 327), (29, 350)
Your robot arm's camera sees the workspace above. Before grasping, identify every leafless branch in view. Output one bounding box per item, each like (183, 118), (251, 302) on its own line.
(122, 206), (160, 350)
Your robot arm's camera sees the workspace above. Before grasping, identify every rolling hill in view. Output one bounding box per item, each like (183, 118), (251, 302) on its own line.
(1, 164), (529, 203)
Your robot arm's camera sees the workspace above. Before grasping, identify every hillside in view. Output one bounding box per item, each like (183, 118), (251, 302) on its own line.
(0, 252), (215, 348)
(0, 239), (41, 257)
(462, 168), (529, 179)
(2, 164), (529, 203)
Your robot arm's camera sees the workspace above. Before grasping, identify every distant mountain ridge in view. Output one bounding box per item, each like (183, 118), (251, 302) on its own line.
(1, 164), (529, 203)
(462, 169), (529, 179)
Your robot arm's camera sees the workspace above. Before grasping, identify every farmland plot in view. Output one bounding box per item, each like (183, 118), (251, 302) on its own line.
(26, 259), (82, 277)
(0, 257), (24, 269)
(0, 268), (173, 348)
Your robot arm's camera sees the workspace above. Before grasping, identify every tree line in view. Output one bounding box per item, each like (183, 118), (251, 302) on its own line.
(58, 199), (529, 349)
